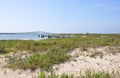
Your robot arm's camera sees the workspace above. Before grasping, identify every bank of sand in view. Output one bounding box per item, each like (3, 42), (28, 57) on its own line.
(0, 46), (120, 78)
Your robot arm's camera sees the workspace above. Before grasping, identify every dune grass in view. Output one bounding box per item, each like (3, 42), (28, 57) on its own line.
(38, 70), (120, 78)
(0, 34), (120, 53)
(0, 34), (120, 71)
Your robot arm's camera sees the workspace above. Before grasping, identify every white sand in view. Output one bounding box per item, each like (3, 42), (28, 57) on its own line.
(53, 47), (120, 75)
(0, 46), (120, 78)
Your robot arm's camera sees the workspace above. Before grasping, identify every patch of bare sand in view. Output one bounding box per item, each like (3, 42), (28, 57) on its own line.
(53, 47), (120, 76)
(0, 68), (40, 78)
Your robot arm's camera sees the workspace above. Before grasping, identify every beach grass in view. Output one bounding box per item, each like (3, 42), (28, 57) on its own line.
(38, 70), (120, 78)
(0, 34), (120, 71)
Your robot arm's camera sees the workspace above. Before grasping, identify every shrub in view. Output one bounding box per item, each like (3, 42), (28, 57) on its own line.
(48, 73), (58, 78)
(60, 73), (69, 78)
(38, 72), (46, 78)
(0, 47), (7, 54)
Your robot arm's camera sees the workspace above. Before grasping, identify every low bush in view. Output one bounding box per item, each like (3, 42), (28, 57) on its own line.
(0, 47), (7, 54)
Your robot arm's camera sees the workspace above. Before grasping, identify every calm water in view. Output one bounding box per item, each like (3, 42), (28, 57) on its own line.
(0, 34), (47, 40)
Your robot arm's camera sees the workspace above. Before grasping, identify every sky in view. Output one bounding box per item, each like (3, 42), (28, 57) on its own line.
(0, 0), (120, 33)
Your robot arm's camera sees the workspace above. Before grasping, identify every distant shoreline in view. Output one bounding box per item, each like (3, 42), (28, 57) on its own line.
(0, 32), (52, 40)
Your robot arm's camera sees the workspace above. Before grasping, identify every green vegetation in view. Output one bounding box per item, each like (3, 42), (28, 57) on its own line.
(0, 47), (7, 54)
(8, 49), (70, 71)
(0, 34), (120, 53)
(0, 34), (120, 71)
(38, 70), (120, 78)
(38, 72), (46, 78)
(0, 34), (119, 78)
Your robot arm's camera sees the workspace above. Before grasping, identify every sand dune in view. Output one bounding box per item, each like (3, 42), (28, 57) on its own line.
(0, 46), (120, 78)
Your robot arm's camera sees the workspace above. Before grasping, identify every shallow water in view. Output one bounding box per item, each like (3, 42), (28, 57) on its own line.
(0, 34), (47, 40)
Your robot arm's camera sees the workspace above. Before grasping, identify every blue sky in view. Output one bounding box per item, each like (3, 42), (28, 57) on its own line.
(0, 0), (120, 33)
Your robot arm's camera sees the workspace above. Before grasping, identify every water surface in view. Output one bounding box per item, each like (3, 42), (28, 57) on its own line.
(0, 34), (47, 40)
